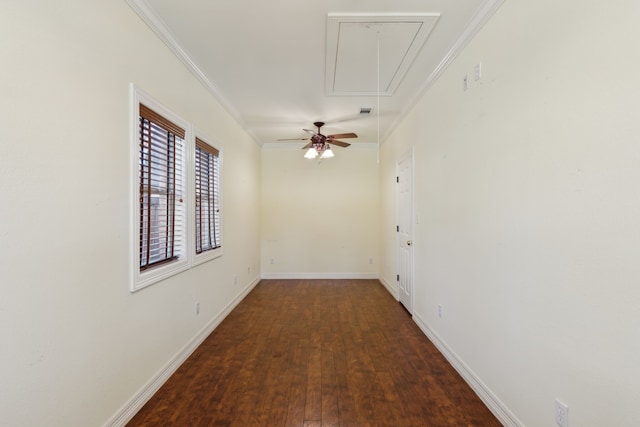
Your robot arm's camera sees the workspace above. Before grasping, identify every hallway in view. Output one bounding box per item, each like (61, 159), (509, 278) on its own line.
(128, 280), (500, 426)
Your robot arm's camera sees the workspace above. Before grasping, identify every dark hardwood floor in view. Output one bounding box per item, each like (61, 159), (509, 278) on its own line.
(127, 279), (501, 427)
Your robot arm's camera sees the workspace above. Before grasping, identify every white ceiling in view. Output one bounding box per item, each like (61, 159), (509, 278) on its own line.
(128, 0), (503, 146)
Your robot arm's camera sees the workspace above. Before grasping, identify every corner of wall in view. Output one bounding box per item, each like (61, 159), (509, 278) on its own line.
(412, 313), (523, 427)
(103, 277), (260, 427)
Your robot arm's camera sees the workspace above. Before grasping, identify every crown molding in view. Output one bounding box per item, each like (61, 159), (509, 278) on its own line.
(125, 0), (262, 146)
(126, 0), (504, 148)
(382, 0), (506, 143)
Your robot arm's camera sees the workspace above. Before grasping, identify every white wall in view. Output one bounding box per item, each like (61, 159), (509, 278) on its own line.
(6, 0), (640, 425)
(261, 145), (379, 278)
(380, 0), (640, 425)
(0, 2), (261, 426)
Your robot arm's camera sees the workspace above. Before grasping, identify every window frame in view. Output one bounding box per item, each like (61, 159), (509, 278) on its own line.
(131, 85), (190, 292)
(191, 131), (223, 266)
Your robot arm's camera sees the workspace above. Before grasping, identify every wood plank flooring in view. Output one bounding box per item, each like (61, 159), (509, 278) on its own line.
(127, 279), (501, 427)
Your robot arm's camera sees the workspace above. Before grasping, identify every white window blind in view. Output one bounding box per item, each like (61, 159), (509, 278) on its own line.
(195, 138), (221, 254)
(139, 103), (185, 270)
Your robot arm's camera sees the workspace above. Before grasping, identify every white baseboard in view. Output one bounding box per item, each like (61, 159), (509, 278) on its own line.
(103, 276), (261, 427)
(106, 277), (519, 427)
(412, 313), (523, 427)
(260, 272), (378, 280)
(378, 276), (398, 300)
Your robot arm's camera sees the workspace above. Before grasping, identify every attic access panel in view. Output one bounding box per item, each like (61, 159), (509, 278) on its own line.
(326, 13), (440, 96)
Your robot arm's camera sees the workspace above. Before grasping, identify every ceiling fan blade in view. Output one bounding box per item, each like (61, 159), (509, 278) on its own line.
(328, 132), (357, 139)
(329, 140), (351, 148)
(303, 128), (316, 135)
(277, 137), (310, 141)
(301, 142), (313, 150)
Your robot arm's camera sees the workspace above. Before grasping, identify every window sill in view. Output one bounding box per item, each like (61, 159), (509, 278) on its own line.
(132, 257), (190, 292)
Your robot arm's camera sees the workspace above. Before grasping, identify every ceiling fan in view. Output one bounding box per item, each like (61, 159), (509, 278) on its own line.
(278, 121), (358, 159)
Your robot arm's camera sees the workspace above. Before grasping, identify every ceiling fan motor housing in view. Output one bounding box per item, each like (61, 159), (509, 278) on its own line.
(311, 122), (327, 151)
(282, 120), (355, 153)
(311, 134), (326, 145)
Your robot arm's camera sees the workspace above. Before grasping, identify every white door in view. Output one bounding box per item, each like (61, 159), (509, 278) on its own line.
(397, 151), (414, 313)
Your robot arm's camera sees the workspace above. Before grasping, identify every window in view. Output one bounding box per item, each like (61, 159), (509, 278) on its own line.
(131, 86), (223, 290)
(195, 137), (222, 260)
(139, 104), (185, 269)
(132, 86), (189, 291)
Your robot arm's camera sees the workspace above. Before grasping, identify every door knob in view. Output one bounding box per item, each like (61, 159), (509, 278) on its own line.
(407, 240), (412, 246)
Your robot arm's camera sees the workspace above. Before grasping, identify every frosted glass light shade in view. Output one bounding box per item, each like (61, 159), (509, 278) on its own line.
(304, 147), (318, 159)
(320, 145), (334, 159)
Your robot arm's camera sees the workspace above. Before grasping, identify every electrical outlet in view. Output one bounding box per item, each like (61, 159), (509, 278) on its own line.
(463, 74), (469, 91)
(555, 399), (568, 427)
(438, 304), (443, 318)
(369, 257), (373, 265)
(270, 258), (274, 265)
(233, 275), (237, 285)
(195, 301), (200, 315)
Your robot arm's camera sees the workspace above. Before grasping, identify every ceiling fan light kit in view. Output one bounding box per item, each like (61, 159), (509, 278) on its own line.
(303, 142), (334, 160)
